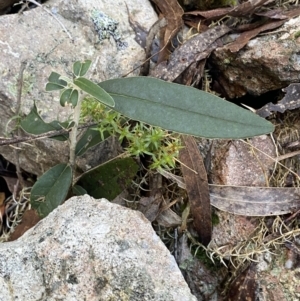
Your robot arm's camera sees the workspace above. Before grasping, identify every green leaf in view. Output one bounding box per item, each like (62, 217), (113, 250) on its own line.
(70, 89), (79, 107)
(80, 60), (92, 76)
(46, 83), (66, 91)
(75, 127), (111, 156)
(73, 77), (115, 107)
(20, 103), (71, 141)
(30, 164), (72, 218)
(46, 72), (67, 91)
(73, 61), (81, 77)
(77, 157), (139, 200)
(72, 185), (87, 196)
(60, 88), (79, 107)
(99, 77), (274, 139)
(48, 72), (66, 84)
(60, 88), (72, 106)
(73, 60), (91, 77)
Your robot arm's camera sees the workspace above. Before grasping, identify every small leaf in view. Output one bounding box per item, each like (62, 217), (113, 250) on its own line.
(70, 89), (79, 107)
(60, 88), (79, 107)
(77, 157), (139, 200)
(73, 61), (81, 77)
(30, 164), (72, 218)
(60, 88), (73, 106)
(48, 72), (66, 84)
(46, 72), (67, 91)
(20, 103), (70, 141)
(73, 60), (91, 77)
(74, 77), (115, 107)
(99, 77), (274, 139)
(80, 60), (92, 76)
(46, 83), (66, 91)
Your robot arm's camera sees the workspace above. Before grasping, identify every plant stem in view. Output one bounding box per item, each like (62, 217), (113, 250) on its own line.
(25, 0), (73, 41)
(0, 122), (97, 146)
(69, 94), (84, 183)
(13, 61), (27, 191)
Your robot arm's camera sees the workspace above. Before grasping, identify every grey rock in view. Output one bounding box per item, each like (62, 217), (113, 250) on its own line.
(0, 0), (157, 176)
(0, 195), (197, 301)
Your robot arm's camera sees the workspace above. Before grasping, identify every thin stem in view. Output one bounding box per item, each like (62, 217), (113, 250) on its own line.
(13, 61), (27, 191)
(24, 0), (73, 41)
(69, 94), (85, 184)
(0, 122), (97, 146)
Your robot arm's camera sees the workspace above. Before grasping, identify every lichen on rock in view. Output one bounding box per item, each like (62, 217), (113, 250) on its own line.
(91, 9), (128, 50)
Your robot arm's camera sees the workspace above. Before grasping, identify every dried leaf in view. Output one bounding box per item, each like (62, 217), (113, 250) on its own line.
(159, 170), (300, 216)
(8, 209), (41, 241)
(210, 185), (300, 216)
(179, 202), (190, 233)
(179, 136), (212, 245)
(0, 176), (32, 208)
(229, 0), (271, 17)
(235, 19), (268, 32)
(0, 192), (5, 219)
(139, 18), (168, 76)
(226, 19), (285, 53)
(158, 169), (186, 189)
(138, 192), (162, 222)
(279, 7), (300, 19)
(255, 6), (300, 19)
(254, 8), (290, 19)
(152, 25), (230, 81)
(227, 263), (258, 301)
(257, 83), (300, 117)
(185, 0), (272, 20)
(226, 7), (300, 53)
(0, 192), (5, 205)
(184, 8), (231, 21)
(1, 176), (18, 194)
(150, 0), (184, 62)
(156, 208), (182, 227)
(179, 59), (206, 86)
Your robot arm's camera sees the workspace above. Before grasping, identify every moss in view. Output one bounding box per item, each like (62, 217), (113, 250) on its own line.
(294, 31), (300, 39)
(212, 212), (220, 226)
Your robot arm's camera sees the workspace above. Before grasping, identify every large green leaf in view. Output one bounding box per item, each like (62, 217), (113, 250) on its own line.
(77, 157), (139, 200)
(20, 103), (71, 141)
(98, 77), (274, 139)
(30, 163), (72, 218)
(73, 77), (115, 107)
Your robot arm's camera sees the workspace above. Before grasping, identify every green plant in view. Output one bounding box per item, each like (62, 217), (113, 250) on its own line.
(80, 98), (182, 169)
(21, 60), (274, 218)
